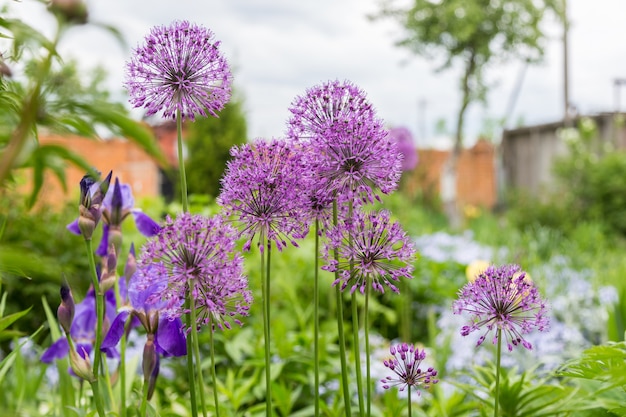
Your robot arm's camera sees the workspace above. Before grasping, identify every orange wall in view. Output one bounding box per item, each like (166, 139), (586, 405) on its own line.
(22, 134), (161, 208)
(406, 140), (497, 209)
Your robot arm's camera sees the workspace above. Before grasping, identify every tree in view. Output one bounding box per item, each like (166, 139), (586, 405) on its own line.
(372, 0), (563, 226)
(185, 93), (247, 198)
(0, 1), (166, 206)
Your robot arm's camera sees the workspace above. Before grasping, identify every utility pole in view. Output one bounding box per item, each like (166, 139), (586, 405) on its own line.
(563, 0), (571, 126)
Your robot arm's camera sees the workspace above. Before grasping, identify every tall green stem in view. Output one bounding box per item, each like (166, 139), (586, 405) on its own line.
(114, 280), (127, 417)
(333, 201), (352, 416)
(208, 318), (221, 417)
(188, 280), (208, 417)
(177, 109), (198, 417)
(348, 202), (364, 417)
(494, 328), (502, 417)
(139, 372), (149, 417)
(314, 220), (320, 417)
(261, 243), (273, 416)
(408, 385), (412, 417)
(364, 277), (371, 417)
(351, 293), (364, 417)
(185, 295), (198, 417)
(176, 109), (188, 212)
(84, 239), (106, 417)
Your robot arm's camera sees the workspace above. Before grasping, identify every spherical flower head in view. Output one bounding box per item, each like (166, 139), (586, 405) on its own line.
(453, 264), (550, 351)
(323, 209), (415, 294)
(125, 20), (232, 121)
(286, 79), (377, 142)
(389, 126), (418, 171)
(287, 80), (402, 203)
(381, 343), (438, 393)
(218, 138), (310, 252)
(138, 213), (251, 330)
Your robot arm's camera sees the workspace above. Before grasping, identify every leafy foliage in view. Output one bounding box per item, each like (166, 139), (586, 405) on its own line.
(0, 4), (165, 206)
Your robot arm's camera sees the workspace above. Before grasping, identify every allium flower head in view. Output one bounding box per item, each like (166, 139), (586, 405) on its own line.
(218, 139), (310, 252)
(389, 126), (418, 171)
(453, 264), (550, 351)
(381, 343), (438, 393)
(323, 209), (415, 294)
(138, 213), (252, 330)
(287, 80), (402, 203)
(286, 80), (377, 141)
(125, 20), (232, 120)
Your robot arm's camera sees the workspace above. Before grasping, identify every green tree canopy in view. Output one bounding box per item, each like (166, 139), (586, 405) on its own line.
(185, 93), (247, 198)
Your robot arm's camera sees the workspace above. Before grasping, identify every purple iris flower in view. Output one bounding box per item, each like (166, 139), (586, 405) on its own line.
(41, 286), (118, 365)
(101, 265), (187, 358)
(67, 178), (161, 256)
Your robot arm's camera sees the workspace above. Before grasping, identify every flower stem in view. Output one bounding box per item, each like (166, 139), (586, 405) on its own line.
(209, 319), (220, 417)
(84, 238), (106, 417)
(140, 371), (149, 417)
(261, 243), (273, 416)
(188, 280), (208, 417)
(351, 292), (364, 417)
(408, 385), (412, 417)
(114, 280), (126, 417)
(314, 220), (320, 417)
(208, 319), (221, 417)
(185, 293), (198, 417)
(333, 201), (352, 416)
(176, 109), (188, 212)
(364, 277), (371, 417)
(494, 328), (502, 417)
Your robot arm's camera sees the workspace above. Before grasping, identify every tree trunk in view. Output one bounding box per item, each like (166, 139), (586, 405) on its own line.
(441, 51), (476, 229)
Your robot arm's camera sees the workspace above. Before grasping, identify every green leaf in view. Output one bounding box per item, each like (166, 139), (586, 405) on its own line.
(0, 305), (32, 333)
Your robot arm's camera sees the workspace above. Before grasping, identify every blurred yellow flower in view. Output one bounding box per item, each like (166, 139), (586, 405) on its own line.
(466, 260), (490, 282)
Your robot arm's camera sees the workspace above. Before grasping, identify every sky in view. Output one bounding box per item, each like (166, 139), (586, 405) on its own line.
(6, 0), (626, 149)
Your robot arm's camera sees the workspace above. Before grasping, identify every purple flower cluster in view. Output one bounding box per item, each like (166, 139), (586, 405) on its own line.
(138, 212), (252, 330)
(218, 139), (310, 252)
(323, 209), (415, 294)
(453, 264), (550, 351)
(125, 20), (232, 120)
(381, 343), (438, 393)
(287, 80), (402, 203)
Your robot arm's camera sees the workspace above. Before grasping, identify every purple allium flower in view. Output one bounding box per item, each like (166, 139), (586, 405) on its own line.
(218, 139), (310, 252)
(41, 286), (118, 365)
(138, 213), (252, 330)
(286, 80), (377, 142)
(322, 209), (415, 294)
(287, 80), (402, 203)
(388, 126), (418, 171)
(381, 343), (438, 393)
(101, 266), (187, 358)
(125, 20), (232, 121)
(452, 264), (550, 351)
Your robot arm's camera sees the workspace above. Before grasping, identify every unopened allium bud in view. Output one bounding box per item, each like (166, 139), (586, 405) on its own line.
(57, 285), (75, 334)
(69, 347), (95, 382)
(48, 0), (88, 24)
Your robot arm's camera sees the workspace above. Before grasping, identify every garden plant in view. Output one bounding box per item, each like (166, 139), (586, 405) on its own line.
(1, 2), (626, 417)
